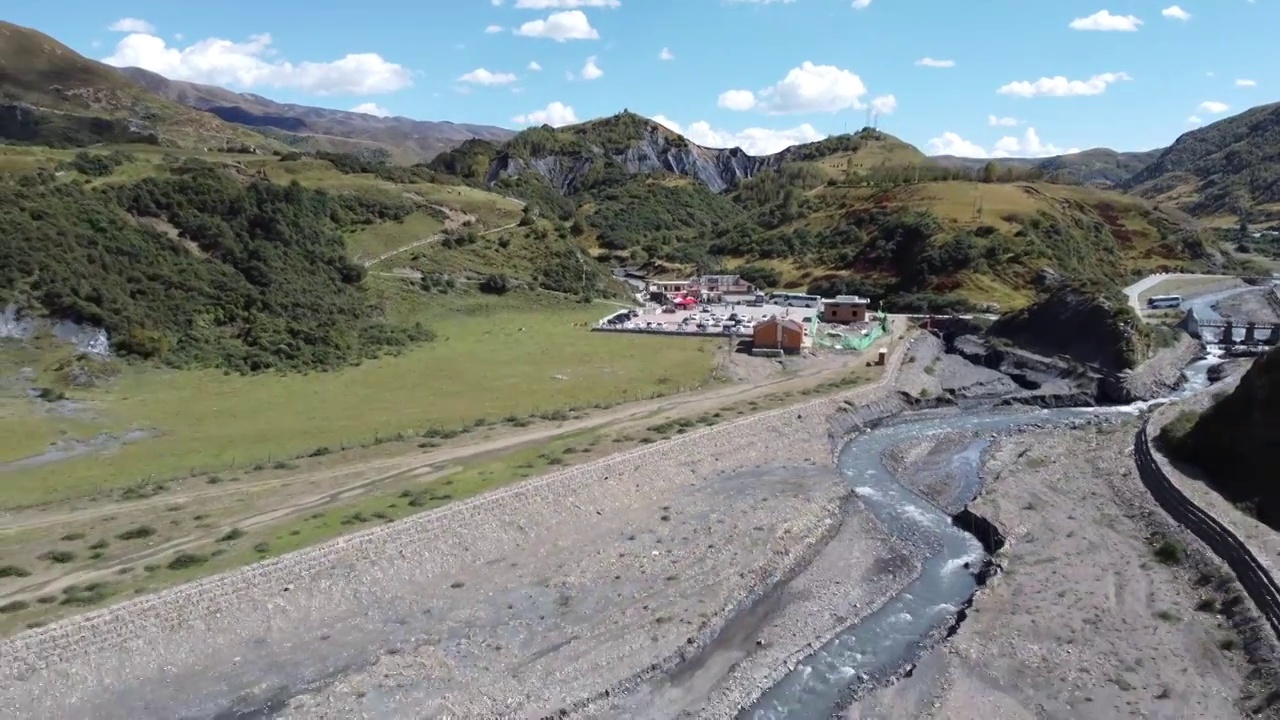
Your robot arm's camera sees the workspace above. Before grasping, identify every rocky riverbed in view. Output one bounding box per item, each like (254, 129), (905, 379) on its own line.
(4, 322), (1272, 719)
(843, 423), (1268, 719)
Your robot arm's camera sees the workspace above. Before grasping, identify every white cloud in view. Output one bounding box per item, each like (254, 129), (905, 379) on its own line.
(1069, 10), (1142, 31)
(514, 0), (620, 7)
(1236, 78), (1257, 87)
(926, 127), (1076, 158)
(512, 101), (578, 126)
(659, 47), (674, 60)
(717, 89), (757, 111)
(926, 132), (988, 157)
(580, 55), (603, 80)
(108, 18), (156, 34)
(485, 25), (504, 33)
(870, 94), (896, 115)
(649, 115), (825, 156)
(997, 72), (1130, 97)
(513, 10), (600, 40)
(988, 115), (1018, 126)
(1186, 115), (1203, 124)
(750, 61), (869, 114)
(992, 128), (1076, 158)
(457, 68), (518, 85)
(915, 57), (955, 68)
(102, 32), (412, 95)
(527, 60), (543, 71)
(493, 0), (503, 4)
(1161, 5), (1191, 21)
(350, 102), (390, 117)
(1197, 100), (1229, 114)
(852, 0), (872, 8)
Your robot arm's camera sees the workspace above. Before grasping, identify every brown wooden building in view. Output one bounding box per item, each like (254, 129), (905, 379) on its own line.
(752, 316), (807, 353)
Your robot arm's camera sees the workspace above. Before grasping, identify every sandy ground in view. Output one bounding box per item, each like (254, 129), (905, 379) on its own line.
(845, 424), (1257, 719)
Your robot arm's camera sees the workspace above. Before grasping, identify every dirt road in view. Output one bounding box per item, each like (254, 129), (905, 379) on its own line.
(361, 205), (519, 268)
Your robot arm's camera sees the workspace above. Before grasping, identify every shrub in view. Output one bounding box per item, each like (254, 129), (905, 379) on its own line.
(166, 553), (209, 571)
(0, 565), (32, 578)
(116, 525), (157, 541)
(1154, 537), (1186, 565)
(39, 549), (76, 564)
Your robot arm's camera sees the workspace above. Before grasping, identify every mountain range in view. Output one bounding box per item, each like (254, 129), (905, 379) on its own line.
(2, 19), (1277, 226)
(115, 67), (513, 163)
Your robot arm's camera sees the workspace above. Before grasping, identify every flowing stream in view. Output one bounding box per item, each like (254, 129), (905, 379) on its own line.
(744, 350), (1223, 718)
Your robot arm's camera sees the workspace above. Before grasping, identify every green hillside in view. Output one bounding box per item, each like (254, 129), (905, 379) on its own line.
(430, 112), (1248, 311)
(2, 164), (431, 372)
(0, 21), (279, 150)
(1125, 102), (1280, 227)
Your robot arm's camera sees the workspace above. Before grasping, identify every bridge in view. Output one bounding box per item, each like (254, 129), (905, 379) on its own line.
(1183, 310), (1280, 346)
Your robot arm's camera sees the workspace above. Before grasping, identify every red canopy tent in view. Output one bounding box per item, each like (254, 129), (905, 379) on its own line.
(674, 296), (697, 307)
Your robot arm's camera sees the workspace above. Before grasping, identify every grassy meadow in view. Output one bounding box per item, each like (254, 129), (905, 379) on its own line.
(1, 291), (721, 508)
(2, 142), (709, 509)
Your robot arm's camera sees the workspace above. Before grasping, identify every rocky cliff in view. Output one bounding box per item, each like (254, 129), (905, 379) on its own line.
(486, 129), (772, 194)
(987, 278), (1149, 374)
(481, 114), (773, 193)
(433, 112), (923, 196)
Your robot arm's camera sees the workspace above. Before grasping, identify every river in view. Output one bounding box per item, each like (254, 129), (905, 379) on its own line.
(743, 349), (1224, 718)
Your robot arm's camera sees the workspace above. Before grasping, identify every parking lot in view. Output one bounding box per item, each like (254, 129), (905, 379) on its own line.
(595, 301), (818, 337)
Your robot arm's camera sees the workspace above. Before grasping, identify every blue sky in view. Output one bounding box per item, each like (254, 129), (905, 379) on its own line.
(7, 0), (1277, 157)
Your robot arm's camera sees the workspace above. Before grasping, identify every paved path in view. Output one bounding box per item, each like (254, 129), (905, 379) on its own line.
(1122, 273), (1232, 316)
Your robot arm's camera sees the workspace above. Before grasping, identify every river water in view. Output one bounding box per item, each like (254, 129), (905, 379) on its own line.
(744, 350), (1224, 718)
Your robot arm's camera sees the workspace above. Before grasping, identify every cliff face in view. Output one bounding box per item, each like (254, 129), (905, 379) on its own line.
(486, 123), (775, 193)
(1167, 348), (1280, 525)
(988, 281), (1147, 373)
